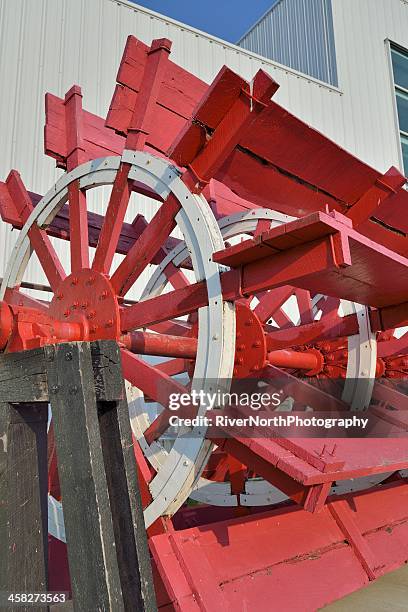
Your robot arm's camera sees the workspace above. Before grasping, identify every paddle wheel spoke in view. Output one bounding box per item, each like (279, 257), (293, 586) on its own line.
(271, 307), (293, 329)
(254, 286), (294, 323)
(155, 358), (188, 376)
(121, 348), (189, 443)
(163, 262), (190, 290)
(317, 295), (340, 318)
(4, 288), (50, 313)
(5, 171), (66, 291)
(27, 229), (65, 292)
(64, 86), (90, 272)
(295, 289), (314, 325)
(265, 365), (349, 411)
(121, 281), (208, 332)
(147, 320), (192, 336)
(92, 163), (132, 274)
(68, 181), (89, 271)
(111, 194), (180, 296)
(378, 333), (408, 358)
(265, 312), (359, 350)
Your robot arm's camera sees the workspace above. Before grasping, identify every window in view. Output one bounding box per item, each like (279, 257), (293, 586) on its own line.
(391, 44), (408, 175)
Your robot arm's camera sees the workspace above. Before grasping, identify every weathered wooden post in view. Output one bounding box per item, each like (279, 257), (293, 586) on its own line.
(0, 340), (157, 612)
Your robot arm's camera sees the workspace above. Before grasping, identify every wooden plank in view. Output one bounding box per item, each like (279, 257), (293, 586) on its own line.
(0, 402), (48, 611)
(0, 345), (123, 403)
(45, 342), (124, 610)
(106, 35), (207, 138)
(0, 348), (49, 403)
(97, 342), (156, 611)
(90, 341), (124, 403)
(45, 92), (125, 168)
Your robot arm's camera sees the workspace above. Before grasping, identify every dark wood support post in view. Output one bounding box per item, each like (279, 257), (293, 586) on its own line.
(0, 340), (156, 612)
(46, 341), (156, 611)
(0, 401), (48, 611)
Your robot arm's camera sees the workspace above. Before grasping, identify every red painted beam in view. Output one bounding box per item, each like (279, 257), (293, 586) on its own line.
(266, 313), (359, 350)
(2, 172), (66, 291)
(170, 67), (279, 192)
(64, 85), (90, 271)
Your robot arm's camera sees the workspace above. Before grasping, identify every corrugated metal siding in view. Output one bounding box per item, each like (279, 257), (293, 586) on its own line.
(0, 0), (406, 293)
(238, 0), (338, 86)
(330, 0), (408, 171)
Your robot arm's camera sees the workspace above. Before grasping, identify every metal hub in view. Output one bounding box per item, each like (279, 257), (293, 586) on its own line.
(49, 270), (120, 341)
(234, 302), (267, 377)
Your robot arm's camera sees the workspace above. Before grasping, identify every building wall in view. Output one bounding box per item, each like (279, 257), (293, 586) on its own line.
(239, 0), (338, 86)
(0, 0), (406, 292)
(330, 0), (408, 174)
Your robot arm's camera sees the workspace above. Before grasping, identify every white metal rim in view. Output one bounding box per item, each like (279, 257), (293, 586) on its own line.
(0, 151), (236, 527)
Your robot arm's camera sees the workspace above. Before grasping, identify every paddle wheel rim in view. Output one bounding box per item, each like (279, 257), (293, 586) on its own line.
(0, 150), (236, 526)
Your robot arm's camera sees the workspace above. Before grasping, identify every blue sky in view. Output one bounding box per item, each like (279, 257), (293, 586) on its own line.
(131, 1), (277, 43)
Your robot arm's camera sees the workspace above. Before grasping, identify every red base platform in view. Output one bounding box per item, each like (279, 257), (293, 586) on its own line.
(150, 480), (408, 611)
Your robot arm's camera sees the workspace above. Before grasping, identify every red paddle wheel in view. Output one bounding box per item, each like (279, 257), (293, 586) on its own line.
(1, 35), (408, 610)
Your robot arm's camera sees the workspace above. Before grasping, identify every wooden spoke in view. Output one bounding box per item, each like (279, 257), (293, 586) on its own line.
(4, 288), (50, 313)
(111, 194), (180, 296)
(121, 349), (188, 443)
(121, 281), (208, 332)
(121, 349), (187, 407)
(163, 262), (190, 290)
(272, 308), (293, 329)
(295, 289), (314, 325)
(265, 365), (349, 412)
(266, 312), (359, 351)
(27, 226), (66, 292)
(254, 286), (294, 323)
(318, 296), (340, 318)
(4, 171), (66, 291)
(68, 181), (89, 271)
(155, 358), (188, 376)
(378, 334), (408, 358)
(92, 163), (132, 274)
(147, 320), (191, 336)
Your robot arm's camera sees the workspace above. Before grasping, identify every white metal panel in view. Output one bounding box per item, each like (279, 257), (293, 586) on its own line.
(331, 0), (408, 173)
(239, 0), (339, 86)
